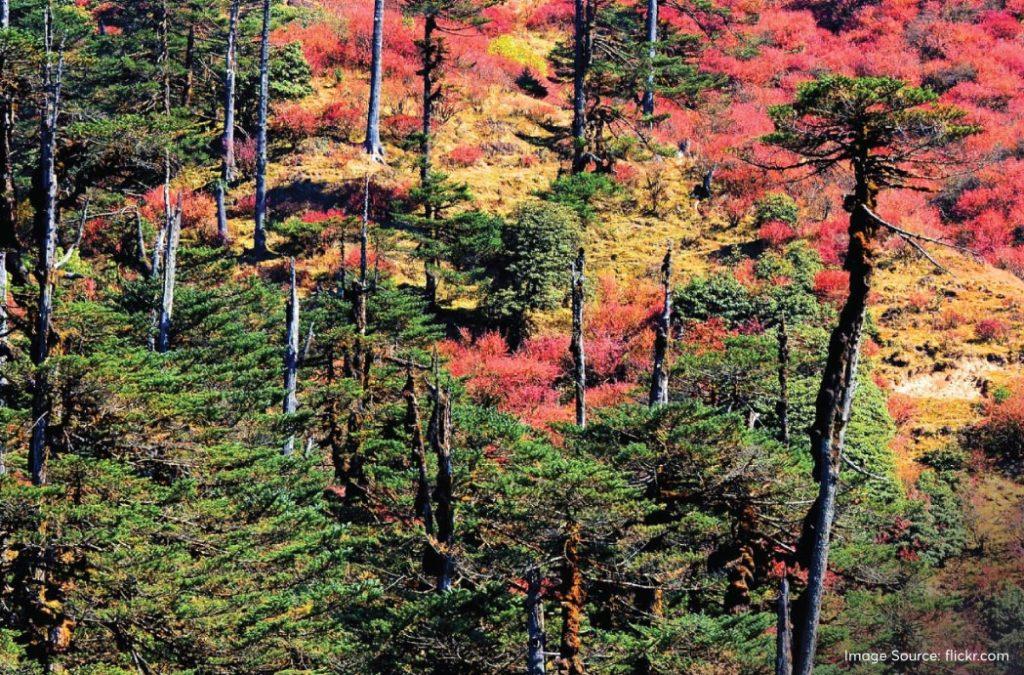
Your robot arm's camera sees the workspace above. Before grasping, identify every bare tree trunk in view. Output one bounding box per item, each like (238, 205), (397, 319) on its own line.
(0, 2), (14, 253)
(364, 0), (385, 159)
(570, 247), (586, 427)
(182, 23), (195, 108)
(0, 250), (6, 475)
(28, 12), (62, 486)
(402, 370), (433, 531)
(282, 258), (299, 455)
(648, 242), (672, 407)
(252, 0), (271, 258)
(526, 566), (547, 675)
(419, 14), (438, 187)
(777, 313), (790, 445)
(776, 576), (792, 675)
(558, 522), (585, 675)
(156, 198), (182, 353)
(216, 0), (240, 244)
(570, 0), (592, 173)
(1, 0), (8, 28)
(640, 0), (657, 116)
(429, 380), (454, 592)
(792, 180), (878, 675)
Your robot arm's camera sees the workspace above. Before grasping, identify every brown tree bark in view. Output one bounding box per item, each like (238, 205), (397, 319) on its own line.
(558, 522), (586, 675)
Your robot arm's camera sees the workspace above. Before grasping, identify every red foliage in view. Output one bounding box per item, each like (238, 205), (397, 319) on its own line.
(812, 269), (849, 303)
(445, 144), (485, 167)
(975, 318), (1009, 343)
(684, 317), (733, 353)
(758, 220), (797, 248)
(140, 187), (215, 230)
(887, 393), (917, 428)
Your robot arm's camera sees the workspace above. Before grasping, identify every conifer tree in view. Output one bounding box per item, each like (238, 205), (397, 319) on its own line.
(764, 75), (978, 674)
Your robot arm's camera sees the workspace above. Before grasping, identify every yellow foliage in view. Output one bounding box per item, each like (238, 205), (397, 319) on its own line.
(487, 35), (548, 76)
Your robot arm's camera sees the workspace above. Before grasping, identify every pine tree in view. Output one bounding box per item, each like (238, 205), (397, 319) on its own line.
(764, 75), (978, 674)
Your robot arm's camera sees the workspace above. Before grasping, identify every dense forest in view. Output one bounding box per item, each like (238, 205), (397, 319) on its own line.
(1, 0), (1024, 672)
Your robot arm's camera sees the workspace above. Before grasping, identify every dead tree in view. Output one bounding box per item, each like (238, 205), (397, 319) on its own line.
(252, 0), (271, 258)
(363, 0), (385, 159)
(402, 369), (433, 530)
(155, 195), (183, 353)
(0, 0), (15, 252)
(282, 259), (300, 455)
(526, 566), (547, 675)
(429, 374), (454, 592)
(570, 248), (586, 428)
(640, 0), (657, 116)
(28, 10), (62, 486)
(0, 249), (6, 475)
(558, 522), (585, 675)
(776, 576), (793, 675)
(215, 0), (240, 243)
(648, 242), (672, 407)
(777, 313), (790, 445)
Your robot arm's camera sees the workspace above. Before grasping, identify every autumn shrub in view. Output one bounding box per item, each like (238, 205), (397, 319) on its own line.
(886, 393), (917, 428)
(758, 220), (797, 247)
(813, 269), (849, 303)
(446, 145), (485, 167)
(976, 382), (1024, 464)
(140, 187), (216, 230)
(975, 318), (1009, 343)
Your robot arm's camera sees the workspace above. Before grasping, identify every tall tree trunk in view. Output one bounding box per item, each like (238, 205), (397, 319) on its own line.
(0, 250), (6, 476)
(526, 566), (547, 675)
(648, 242), (672, 407)
(641, 0), (657, 116)
(402, 370), (433, 531)
(558, 522), (585, 675)
(28, 12), (62, 486)
(0, 0), (15, 252)
(252, 0), (271, 258)
(430, 381), (454, 592)
(777, 313), (790, 445)
(419, 15), (440, 305)
(182, 23), (195, 108)
(776, 576), (793, 675)
(364, 0), (385, 159)
(156, 198), (182, 353)
(216, 0), (240, 244)
(570, 0), (592, 173)
(282, 258), (299, 455)
(791, 176), (878, 675)
(571, 247), (586, 427)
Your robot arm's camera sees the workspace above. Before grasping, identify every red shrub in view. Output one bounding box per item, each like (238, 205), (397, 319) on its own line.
(978, 381), (1024, 459)
(813, 269), (849, 303)
(140, 187), (215, 230)
(887, 394), (917, 428)
(758, 219), (796, 248)
(382, 114), (421, 140)
(320, 102), (362, 141)
(975, 318), (1009, 343)
(446, 144), (485, 167)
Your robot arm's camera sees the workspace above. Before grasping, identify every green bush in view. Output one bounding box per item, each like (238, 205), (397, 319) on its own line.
(540, 172), (620, 224)
(754, 192), (799, 225)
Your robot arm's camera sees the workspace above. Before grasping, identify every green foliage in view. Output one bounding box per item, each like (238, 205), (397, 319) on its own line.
(539, 172), (620, 224)
(754, 191), (799, 225)
(765, 75), (980, 190)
